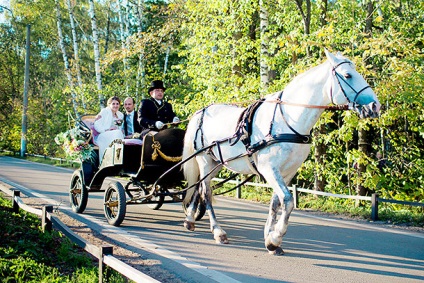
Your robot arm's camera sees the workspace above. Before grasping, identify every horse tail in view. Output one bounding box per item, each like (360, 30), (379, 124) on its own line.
(182, 117), (200, 205)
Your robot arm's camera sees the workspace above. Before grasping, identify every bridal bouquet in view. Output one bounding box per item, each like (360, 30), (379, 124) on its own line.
(55, 126), (95, 162)
(114, 119), (123, 127)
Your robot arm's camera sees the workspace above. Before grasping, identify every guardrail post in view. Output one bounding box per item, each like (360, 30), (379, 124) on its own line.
(99, 245), (113, 283)
(42, 205), (53, 232)
(12, 190), (20, 213)
(236, 177), (241, 199)
(292, 185), (298, 209)
(371, 193), (379, 221)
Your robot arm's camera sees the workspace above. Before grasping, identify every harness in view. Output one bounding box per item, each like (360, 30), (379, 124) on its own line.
(190, 59), (371, 178)
(153, 58), (374, 192)
(231, 92), (312, 156)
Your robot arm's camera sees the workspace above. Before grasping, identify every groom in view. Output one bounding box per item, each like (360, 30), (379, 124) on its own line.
(123, 97), (142, 138)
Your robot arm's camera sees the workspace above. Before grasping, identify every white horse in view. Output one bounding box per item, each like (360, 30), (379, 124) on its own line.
(182, 49), (381, 255)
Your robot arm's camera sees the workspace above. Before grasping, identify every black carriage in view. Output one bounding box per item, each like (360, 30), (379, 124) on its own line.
(68, 115), (205, 226)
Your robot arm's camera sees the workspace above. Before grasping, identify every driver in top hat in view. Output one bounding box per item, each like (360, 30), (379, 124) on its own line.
(137, 80), (180, 131)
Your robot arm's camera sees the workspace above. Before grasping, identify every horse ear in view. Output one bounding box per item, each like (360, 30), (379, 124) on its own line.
(324, 49), (338, 66)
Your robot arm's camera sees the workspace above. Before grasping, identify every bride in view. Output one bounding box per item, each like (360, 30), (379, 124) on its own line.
(94, 96), (124, 162)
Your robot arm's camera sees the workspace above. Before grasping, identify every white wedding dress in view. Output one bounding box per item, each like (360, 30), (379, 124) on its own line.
(94, 109), (124, 163)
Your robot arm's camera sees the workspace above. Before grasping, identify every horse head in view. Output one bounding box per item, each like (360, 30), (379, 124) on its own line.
(325, 49), (381, 118)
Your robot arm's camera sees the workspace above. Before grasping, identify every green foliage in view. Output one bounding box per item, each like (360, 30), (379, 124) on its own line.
(0, 193), (98, 282)
(1, 0), (423, 212)
(297, 194), (424, 227)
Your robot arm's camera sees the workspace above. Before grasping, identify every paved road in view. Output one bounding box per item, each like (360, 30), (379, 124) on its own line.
(0, 156), (423, 283)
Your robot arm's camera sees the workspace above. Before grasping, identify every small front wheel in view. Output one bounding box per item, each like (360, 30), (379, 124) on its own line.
(69, 169), (88, 213)
(147, 194), (165, 210)
(104, 181), (126, 226)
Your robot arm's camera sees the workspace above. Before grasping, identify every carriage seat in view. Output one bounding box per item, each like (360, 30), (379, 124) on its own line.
(80, 115), (143, 147)
(80, 115), (99, 147)
(122, 138), (143, 146)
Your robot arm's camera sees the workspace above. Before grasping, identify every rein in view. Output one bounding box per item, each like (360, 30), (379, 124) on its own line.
(272, 99), (349, 111)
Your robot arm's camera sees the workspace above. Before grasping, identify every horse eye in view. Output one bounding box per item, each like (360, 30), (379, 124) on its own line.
(344, 73), (352, 79)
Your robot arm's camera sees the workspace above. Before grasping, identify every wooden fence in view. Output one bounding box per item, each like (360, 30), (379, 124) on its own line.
(213, 178), (424, 221)
(0, 185), (160, 283)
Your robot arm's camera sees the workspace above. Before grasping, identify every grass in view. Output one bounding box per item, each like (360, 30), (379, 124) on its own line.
(0, 193), (129, 283)
(296, 194), (424, 227)
(213, 176), (424, 228)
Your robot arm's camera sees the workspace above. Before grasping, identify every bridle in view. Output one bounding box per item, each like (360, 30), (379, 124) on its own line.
(268, 61), (372, 111)
(331, 61), (371, 105)
(262, 60), (373, 145)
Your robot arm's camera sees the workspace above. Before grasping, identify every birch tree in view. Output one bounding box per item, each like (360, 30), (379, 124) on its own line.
(66, 0), (85, 109)
(259, 0), (269, 94)
(117, 0), (129, 94)
(134, 0), (145, 99)
(89, 0), (104, 108)
(55, 0), (79, 118)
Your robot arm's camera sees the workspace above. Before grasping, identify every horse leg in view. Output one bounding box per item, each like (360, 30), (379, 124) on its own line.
(263, 178), (294, 255)
(264, 192), (280, 240)
(184, 187), (200, 231)
(200, 179), (229, 244)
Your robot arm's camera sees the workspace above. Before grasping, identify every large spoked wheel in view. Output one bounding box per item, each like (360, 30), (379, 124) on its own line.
(104, 181), (126, 226)
(69, 169), (88, 213)
(183, 199), (206, 221)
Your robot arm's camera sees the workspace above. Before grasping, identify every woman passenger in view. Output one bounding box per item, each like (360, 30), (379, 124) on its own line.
(94, 96), (124, 163)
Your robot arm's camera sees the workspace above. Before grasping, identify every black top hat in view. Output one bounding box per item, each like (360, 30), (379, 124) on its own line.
(148, 80), (166, 94)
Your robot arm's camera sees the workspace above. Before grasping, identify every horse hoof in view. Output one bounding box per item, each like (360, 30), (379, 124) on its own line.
(268, 247), (285, 256)
(214, 234), (229, 244)
(184, 220), (195, 231)
(265, 233), (282, 251)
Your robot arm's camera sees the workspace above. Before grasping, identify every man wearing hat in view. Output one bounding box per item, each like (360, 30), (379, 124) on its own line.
(137, 80), (180, 131)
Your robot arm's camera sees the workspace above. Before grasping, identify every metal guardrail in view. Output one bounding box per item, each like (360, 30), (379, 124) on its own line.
(0, 184), (160, 283)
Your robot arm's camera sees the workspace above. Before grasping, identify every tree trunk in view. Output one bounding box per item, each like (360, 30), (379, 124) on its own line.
(259, 0), (269, 94)
(164, 46), (170, 74)
(314, 124), (326, 191)
(356, 128), (368, 197)
(365, 1), (374, 33)
(229, 0), (242, 89)
(294, 0), (311, 57)
(104, 9), (111, 55)
(89, 0), (104, 108)
(135, 0), (145, 100)
(355, 1), (375, 200)
(117, 0), (128, 95)
(313, 0), (328, 191)
(319, 0), (328, 26)
(55, 0), (79, 118)
(66, 0), (85, 110)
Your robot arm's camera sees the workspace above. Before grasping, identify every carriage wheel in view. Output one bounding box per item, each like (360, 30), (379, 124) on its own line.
(183, 200), (206, 221)
(147, 194), (165, 210)
(104, 181), (126, 226)
(69, 169), (88, 213)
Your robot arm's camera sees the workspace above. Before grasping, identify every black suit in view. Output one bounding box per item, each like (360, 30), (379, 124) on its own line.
(123, 111), (142, 136)
(137, 98), (177, 131)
